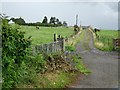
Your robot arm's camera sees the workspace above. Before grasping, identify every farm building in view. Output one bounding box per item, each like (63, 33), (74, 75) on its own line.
(80, 26), (90, 30)
(8, 20), (15, 24)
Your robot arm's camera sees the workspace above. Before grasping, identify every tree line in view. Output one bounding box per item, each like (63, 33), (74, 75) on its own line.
(10, 16), (68, 27)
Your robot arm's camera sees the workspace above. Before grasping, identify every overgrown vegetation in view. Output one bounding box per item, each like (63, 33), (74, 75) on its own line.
(17, 53), (90, 88)
(2, 16), (46, 88)
(2, 17), (31, 88)
(2, 16), (89, 88)
(94, 30), (118, 51)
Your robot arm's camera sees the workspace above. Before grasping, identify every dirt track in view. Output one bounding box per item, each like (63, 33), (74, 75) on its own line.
(69, 29), (118, 88)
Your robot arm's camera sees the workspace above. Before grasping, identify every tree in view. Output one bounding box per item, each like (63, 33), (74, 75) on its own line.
(0, 14), (9, 24)
(58, 21), (62, 26)
(63, 21), (67, 27)
(10, 17), (26, 25)
(42, 16), (48, 24)
(49, 17), (56, 24)
(56, 18), (59, 24)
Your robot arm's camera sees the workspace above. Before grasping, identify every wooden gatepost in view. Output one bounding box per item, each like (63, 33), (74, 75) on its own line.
(113, 38), (120, 50)
(54, 34), (65, 52)
(57, 35), (65, 52)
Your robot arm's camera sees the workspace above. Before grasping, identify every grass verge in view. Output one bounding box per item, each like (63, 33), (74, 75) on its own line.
(65, 30), (84, 51)
(90, 29), (118, 51)
(19, 71), (77, 88)
(17, 53), (90, 88)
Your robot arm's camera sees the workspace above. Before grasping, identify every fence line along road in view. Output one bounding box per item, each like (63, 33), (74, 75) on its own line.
(32, 34), (65, 55)
(32, 28), (82, 55)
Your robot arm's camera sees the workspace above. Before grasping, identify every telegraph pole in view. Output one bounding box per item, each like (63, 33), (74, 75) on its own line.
(76, 14), (78, 25)
(80, 20), (82, 26)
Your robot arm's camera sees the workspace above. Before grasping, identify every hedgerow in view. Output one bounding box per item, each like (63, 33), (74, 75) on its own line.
(2, 17), (46, 88)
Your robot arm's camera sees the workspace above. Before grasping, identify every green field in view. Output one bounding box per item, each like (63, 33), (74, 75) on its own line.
(97, 30), (118, 37)
(19, 26), (74, 46)
(95, 30), (118, 51)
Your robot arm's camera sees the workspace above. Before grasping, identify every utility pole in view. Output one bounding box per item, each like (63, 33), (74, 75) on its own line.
(80, 20), (82, 26)
(76, 14), (78, 26)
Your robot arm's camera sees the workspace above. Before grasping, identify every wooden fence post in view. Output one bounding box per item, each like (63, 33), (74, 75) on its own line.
(35, 45), (38, 54)
(46, 44), (49, 54)
(33, 34), (66, 55)
(61, 38), (65, 52)
(113, 38), (120, 50)
(54, 33), (57, 42)
(32, 46), (37, 56)
(58, 35), (61, 38)
(113, 38), (115, 50)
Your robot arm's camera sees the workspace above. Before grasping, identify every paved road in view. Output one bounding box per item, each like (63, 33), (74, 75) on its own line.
(70, 29), (118, 88)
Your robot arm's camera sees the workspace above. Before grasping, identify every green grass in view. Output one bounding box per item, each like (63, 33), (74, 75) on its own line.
(95, 30), (118, 51)
(19, 26), (74, 46)
(96, 30), (118, 37)
(65, 45), (76, 52)
(39, 72), (76, 88)
(18, 71), (77, 88)
(72, 55), (91, 75)
(17, 53), (89, 88)
(65, 30), (84, 51)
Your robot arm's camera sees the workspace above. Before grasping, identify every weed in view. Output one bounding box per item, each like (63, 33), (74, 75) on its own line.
(65, 45), (76, 52)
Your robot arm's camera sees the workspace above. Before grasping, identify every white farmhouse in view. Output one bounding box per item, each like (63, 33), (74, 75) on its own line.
(8, 20), (14, 24)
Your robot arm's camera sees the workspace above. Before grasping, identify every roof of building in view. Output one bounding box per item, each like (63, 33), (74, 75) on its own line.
(81, 26), (90, 29)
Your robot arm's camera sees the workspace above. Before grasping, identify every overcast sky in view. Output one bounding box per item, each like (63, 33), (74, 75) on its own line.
(1, 1), (119, 30)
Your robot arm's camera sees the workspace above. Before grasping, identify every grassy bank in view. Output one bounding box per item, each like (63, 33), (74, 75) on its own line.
(94, 30), (118, 51)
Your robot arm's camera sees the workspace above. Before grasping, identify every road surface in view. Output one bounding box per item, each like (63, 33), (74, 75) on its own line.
(69, 29), (118, 88)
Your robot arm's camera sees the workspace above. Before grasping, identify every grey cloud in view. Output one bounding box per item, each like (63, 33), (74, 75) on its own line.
(2, 2), (118, 30)
(105, 2), (118, 12)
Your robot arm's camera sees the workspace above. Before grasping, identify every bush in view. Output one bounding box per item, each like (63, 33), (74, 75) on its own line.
(2, 18), (31, 88)
(27, 54), (46, 73)
(2, 17), (47, 88)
